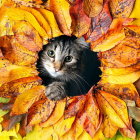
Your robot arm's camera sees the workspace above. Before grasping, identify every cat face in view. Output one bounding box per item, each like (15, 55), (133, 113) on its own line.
(37, 36), (87, 81)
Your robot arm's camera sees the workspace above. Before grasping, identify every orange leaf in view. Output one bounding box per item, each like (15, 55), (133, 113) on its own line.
(100, 37), (140, 68)
(99, 81), (140, 107)
(40, 100), (66, 127)
(110, 0), (135, 18)
(64, 95), (86, 119)
(70, 0), (91, 37)
(0, 76), (42, 98)
(77, 87), (102, 138)
(11, 85), (45, 116)
(95, 90), (132, 129)
(27, 98), (56, 125)
(50, 0), (72, 36)
(83, 0), (103, 17)
(86, 0), (112, 42)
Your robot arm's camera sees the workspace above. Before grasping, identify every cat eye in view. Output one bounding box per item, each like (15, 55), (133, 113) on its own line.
(47, 50), (55, 58)
(65, 56), (73, 62)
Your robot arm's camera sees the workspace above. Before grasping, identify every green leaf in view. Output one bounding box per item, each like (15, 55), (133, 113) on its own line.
(0, 97), (10, 103)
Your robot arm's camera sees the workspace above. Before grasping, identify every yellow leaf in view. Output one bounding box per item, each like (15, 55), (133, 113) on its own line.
(40, 100), (66, 127)
(101, 71), (140, 84)
(50, 0), (72, 35)
(0, 7), (48, 40)
(96, 90), (130, 128)
(38, 8), (63, 38)
(53, 116), (75, 136)
(19, 6), (52, 38)
(11, 85), (45, 115)
(129, 0), (140, 18)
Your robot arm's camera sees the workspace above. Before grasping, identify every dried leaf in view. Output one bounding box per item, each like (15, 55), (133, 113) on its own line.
(95, 90), (131, 128)
(83, 0), (103, 17)
(77, 87), (102, 138)
(0, 76), (42, 98)
(50, 0), (72, 36)
(27, 98), (56, 125)
(11, 85), (45, 116)
(86, 1), (112, 42)
(64, 95), (86, 119)
(40, 100), (66, 127)
(110, 0), (135, 18)
(70, 0), (91, 37)
(100, 37), (140, 68)
(99, 81), (140, 107)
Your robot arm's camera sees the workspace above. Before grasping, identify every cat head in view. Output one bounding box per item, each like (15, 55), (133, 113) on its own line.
(37, 35), (89, 81)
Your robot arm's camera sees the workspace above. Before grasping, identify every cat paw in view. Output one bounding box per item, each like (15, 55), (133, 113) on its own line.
(45, 82), (67, 101)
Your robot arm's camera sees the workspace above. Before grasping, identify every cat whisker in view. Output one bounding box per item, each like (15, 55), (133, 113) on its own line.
(72, 72), (90, 87)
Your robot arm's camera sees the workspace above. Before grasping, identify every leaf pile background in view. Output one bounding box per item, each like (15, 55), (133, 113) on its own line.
(0, 0), (140, 139)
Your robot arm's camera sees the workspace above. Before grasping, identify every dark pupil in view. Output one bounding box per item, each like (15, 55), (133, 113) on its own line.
(48, 50), (54, 57)
(65, 56), (72, 62)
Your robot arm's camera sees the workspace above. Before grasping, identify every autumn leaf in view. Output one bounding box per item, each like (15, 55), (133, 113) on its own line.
(110, 0), (135, 18)
(70, 0), (91, 37)
(77, 87), (102, 138)
(83, 0), (103, 17)
(50, 0), (72, 36)
(86, 0), (112, 42)
(11, 85), (45, 116)
(95, 90), (131, 128)
(27, 98), (56, 125)
(99, 81), (140, 107)
(101, 116), (118, 138)
(0, 58), (37, 86)
(100, 37), (140, 68)
(40, 100), (66, 127)
(0, 76), (42, 98)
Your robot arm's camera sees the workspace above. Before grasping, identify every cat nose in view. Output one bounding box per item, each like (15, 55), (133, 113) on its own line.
(54, 62), (62, 72)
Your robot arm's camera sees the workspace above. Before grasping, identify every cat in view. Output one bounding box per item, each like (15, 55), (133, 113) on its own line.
(37, 35), (101, 101)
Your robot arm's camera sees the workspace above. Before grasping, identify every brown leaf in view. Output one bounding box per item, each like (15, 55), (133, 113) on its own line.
(0, 76), (42, 98)
(100, 37), (140, 68)
(77, 87), (102, 138)
(27, 98), (56, 126)
(70, 0), (91, 37)
(86, 0), (112, 42)
(50, 0), (72, 35)
(64, 95), (86, 119)
(110, 0), (135, 18)
(83, 0), (103, 17)
(11, 85), (45, 116)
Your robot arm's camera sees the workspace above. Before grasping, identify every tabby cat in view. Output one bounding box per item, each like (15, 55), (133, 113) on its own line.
(37, 35), (101, 100)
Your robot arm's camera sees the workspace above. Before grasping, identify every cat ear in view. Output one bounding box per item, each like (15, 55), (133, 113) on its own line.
(75, 37), (90, 48)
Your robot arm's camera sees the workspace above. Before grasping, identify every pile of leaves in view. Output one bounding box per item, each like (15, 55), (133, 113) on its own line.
(0, 0), (140, 139)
